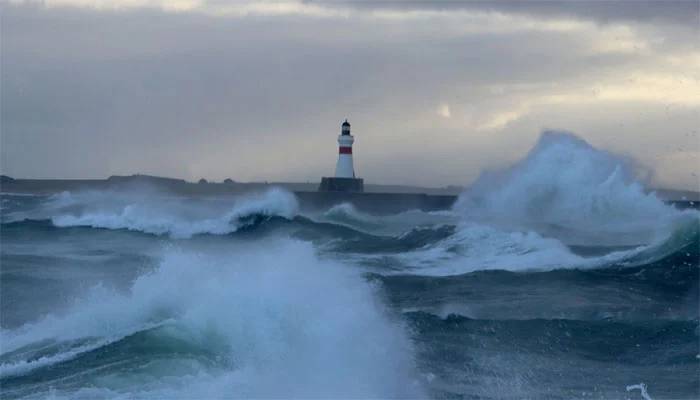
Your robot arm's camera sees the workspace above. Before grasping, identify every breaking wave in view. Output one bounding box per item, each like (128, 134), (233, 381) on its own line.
(454, 131), (695, 247)
(333, 132), (699, 277)
(0, 240), (423, 399)
(320, 203), (383, 231)
(7, 188), (299, 239)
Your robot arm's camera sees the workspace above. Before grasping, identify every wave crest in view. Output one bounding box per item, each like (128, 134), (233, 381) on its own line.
(0, 240), (423, 398)
(455, 131), (695, 246)
(44, 188), (299, 238)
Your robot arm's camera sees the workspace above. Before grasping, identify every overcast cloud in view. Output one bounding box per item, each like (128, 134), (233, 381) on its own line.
(1, 0), (698, 189)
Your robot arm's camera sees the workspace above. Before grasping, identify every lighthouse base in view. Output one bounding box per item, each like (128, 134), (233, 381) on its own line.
(318, 177), (364, 193)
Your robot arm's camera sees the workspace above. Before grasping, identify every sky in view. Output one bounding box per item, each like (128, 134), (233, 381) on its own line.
(1, 0), (699, 189)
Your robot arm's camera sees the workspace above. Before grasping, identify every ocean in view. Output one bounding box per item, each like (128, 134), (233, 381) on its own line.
(1, 133), (698, 399)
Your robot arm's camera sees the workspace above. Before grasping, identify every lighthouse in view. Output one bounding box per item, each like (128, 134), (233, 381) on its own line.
(335, 119), (355, 178)
(318, 119), (364, 192)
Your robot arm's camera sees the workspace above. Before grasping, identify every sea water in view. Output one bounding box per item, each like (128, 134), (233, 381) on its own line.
(1, 132), (698, 399)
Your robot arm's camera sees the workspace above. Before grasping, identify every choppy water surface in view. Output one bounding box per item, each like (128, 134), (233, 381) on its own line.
(1, 133), (698, 399)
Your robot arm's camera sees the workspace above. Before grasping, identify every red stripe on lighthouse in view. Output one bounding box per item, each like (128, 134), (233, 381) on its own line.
(339, 147), (352, 154)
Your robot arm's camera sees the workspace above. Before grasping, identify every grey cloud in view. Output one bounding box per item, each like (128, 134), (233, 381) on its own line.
(322, 0), (699, 26)
(1, 2), (698, 189)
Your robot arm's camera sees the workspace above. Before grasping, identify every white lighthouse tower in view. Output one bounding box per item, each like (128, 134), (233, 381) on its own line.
(335, 119), (355, 178)
(318, 119), (364, 192)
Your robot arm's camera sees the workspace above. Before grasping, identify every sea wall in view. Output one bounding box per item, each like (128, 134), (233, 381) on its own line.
(294, 191), (457, 214)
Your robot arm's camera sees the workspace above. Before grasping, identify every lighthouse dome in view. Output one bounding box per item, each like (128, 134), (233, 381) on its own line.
(342, 119), (350, 127)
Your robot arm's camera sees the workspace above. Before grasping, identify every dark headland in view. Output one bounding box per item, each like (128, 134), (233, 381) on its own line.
(1, 174), (697, 214)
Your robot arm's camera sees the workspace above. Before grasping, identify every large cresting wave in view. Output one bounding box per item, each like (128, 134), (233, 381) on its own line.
(19, 188), (299, 239)
(454, 131), (695, 247)
(0, 240), (423, 399)
(348, 132), (699, 276)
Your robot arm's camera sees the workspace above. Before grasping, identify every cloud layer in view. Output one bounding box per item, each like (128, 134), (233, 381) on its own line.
(2, 1), (698, 189)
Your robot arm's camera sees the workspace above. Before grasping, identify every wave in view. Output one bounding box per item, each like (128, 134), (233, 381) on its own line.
(454, 131), (696, 247)
(346, 213), (698, 277)
(318, 202), (459, 237)
(296, 132), (697, 278)
(4, 197), (696, 280)
(321, 202), (383, 230)
(349, 222), (592, 276)
(5, 188), (299, 239)
(325, 131), (696, 277)
(376, 233), (699, 322)
(0, 239), (423, 399)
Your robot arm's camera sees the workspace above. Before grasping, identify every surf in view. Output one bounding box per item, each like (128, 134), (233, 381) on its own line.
(0, 240), (424, 399)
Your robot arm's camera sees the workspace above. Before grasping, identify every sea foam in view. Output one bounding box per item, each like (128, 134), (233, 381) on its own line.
(0, 239), (423, 398)
(455, 131), (693, 246)
(46, 187), (299, 238)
